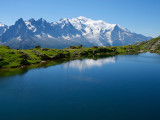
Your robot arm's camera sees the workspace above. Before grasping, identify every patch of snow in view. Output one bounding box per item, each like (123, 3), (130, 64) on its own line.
(35, 35), (41, 38)
(0, 23), (5, 27)
(41, 18), (45, 22)
(17, 36), (22, 41)
(25, 21), (37, 32)
(36, 33), (53, 39)
(4, 29), (7, 33)
(116, 24), (130, 32)
(62, 34), (71, 40)
(119, 31), (124, 41)
(105, 31), (113, 45)
(75, 34), (81, 38)
(56, 18), (70, 28)
(70, 34), (81, 38)
(47, 34), (55, 39)
(125, 32), (132, 36)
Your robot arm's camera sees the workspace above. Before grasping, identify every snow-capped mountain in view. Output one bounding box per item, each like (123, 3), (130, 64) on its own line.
(0, 22), (8, 36)
(69, 16), (151, 46)
(0, 16), (152, 49)
(70, 16), (117, 45)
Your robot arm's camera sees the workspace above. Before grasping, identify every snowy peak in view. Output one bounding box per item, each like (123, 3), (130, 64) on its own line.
(113, 24), (130, 32)
(75, 16), (92, 23)
(59, 18), (70, 23)
(25, 18), (51, 34)
(0, 22), (8, 29)
(69, 16), (130, 33)
(69, 16), (118, 37)
(77, 16), (88, 20)
(69, 16), (118, 44)
(54, 18), (72, 29)
(0, 18), (33, 42)
(0, 22), (8, 36)
(70, 16), (116, 29)
(0, 22), (5, 27)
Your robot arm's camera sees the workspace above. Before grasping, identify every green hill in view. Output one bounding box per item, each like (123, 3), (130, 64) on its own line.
(135, 36), (160, 52)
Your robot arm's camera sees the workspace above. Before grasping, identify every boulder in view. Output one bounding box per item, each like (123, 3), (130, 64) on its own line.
(51, 53), (65, 59)
(20, 59), (30, 65)
(40, 54), (51, 60)
(20, 53), (29, 59)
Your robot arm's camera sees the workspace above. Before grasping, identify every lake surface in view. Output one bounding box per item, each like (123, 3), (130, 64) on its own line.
(0, 52), (160, 120)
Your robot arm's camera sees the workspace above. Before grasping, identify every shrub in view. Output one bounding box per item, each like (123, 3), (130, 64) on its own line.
(35, 45), (41, 49)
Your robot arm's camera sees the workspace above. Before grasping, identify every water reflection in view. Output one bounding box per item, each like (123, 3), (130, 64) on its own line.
(62, 57), (116, 70)
(0, 60), (67, 78)
(0, 56), (116, 78)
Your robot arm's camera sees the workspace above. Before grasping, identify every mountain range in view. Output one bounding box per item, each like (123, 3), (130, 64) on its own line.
(0, 16), (152, 49)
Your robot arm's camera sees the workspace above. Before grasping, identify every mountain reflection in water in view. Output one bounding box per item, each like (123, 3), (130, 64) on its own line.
(62, 57), (116, 70)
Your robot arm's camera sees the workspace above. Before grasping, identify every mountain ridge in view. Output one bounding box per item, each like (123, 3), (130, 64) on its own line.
(0, 16), (152, 49)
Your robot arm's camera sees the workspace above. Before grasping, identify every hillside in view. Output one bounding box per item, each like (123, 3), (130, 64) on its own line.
(135, 36), (160, 52)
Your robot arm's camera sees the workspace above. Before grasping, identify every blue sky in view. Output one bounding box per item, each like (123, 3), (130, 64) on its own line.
(0, 0), (159, 37)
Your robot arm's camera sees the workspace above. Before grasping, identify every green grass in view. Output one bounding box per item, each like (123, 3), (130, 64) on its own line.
(0, 46), (22, 68)
(0, 45), (141, 69)
(135, 36), (160, 51)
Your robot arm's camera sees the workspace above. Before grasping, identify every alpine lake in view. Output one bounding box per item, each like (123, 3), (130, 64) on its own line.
(0, 52), (160, 120)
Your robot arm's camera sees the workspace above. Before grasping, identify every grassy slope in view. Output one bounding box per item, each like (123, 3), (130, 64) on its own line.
(135, 36), (160, 52)
(0, 45), (140, 68)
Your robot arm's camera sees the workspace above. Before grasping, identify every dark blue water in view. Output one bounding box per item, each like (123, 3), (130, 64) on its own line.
(0, 52), (160, 120)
